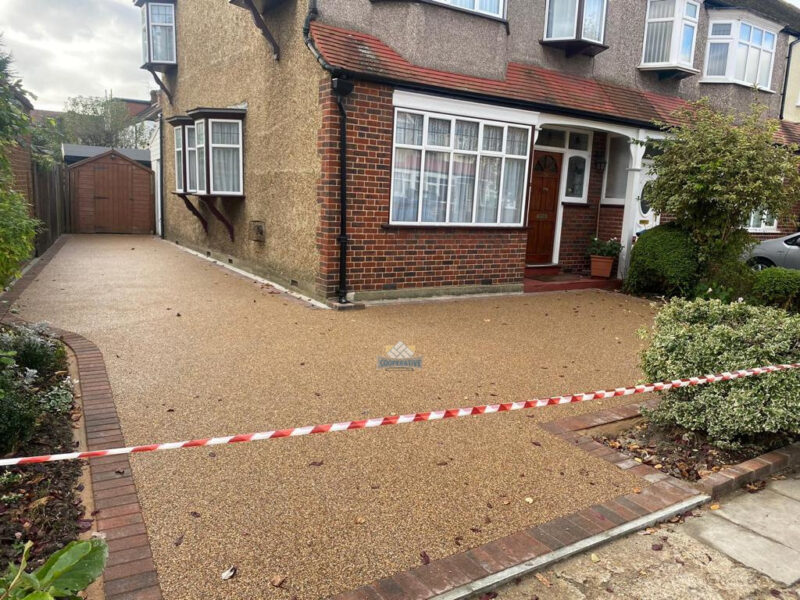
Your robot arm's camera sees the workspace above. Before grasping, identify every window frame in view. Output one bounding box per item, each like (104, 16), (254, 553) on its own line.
(173, 126), (184, 193)
(208, 118), (244, 196)
(640, 0), (700, 69)
(195, 119), (207, 195)
(534, 126), (594, 204)
(746, 211), (779, 233)
(185, 124), (197, 193)
(143, 2), (177, 66)
(702, 14), (779, 90)
(389, 107), (532, 227)
(428, 0), (505, 19)
(543, 0), (608, 45)
(601, 134), (630, 206)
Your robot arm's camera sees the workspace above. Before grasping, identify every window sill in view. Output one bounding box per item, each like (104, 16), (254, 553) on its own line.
(172, 191), (246, 200)
(381, 223), (525, 231)
(601, 197), (626, 207)
(540, 38), (608, 58)
(698, 79), (776, 94)
(746, 228), (779, 234)
(141, 61), (176, 74)
(561, 199), (589, 206)
(369, 0), (509, 33)
(638, 64), (699, 81)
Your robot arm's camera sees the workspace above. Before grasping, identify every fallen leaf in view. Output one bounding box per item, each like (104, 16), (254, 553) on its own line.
(535, 573), (552, 588)
(590, 553), (600, 563)
(525, 497), (534, 504)
(633, 487), (642, 494)
(745, 480), (767, 494)
(470, 527), (482, 533)
(420, 551), (431, 565)
(308, 461), (324, 467)
(114, 469), (125, 475)
(27, 496), (52, 510)
(770, 589), (782, 598)
(174, 535), (184, 546)
(651, 543), (663, 551)
(221, 566), (237, 580)
(189, 511), (201, 518)
(355, 517), (366, 525)
(531, 441), (542, 447)
(270, 575), (286, 588)
(709, 503), (721, 511)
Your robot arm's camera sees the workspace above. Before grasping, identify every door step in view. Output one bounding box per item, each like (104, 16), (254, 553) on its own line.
(524, 265), (561, 278)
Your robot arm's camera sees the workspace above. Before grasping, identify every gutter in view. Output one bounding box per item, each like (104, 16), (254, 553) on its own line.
(781, 36), (800, 120)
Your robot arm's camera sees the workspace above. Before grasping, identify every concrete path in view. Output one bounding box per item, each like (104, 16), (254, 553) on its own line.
(12, 235), (661, 600)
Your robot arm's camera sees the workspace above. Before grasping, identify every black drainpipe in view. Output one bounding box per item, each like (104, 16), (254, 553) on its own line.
(781, 36), (800, 120)
(332, 78), (354, 303)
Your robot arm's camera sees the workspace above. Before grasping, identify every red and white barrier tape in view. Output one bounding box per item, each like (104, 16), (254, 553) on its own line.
(1, 363), (798, 467)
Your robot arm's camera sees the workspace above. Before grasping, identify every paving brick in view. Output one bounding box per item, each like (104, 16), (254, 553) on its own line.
(105, 557), (156, 582)
(97, 511), (144, 530)
(528, 523), (570, 549)
(591, 504), (627, 527)
(577, 507), (618, 532)
(93, 503), (142, 521)
(567, 512), (606, 536)
(94, 484), (138, 501)
(497, 531), (549, 563)
(104, 572), (160, 597)
(107, 534), (151, 554)
(332, 586), (383, 600)
(96, 493), (142, 510)
(106, 585), (162, 600)
(92, 476), (135, 492)
(103, 522), (148, 541)
(411, 560), (470, 594)
(106, 544), (153, 568)
(391, 571), (435, 599)
(465, 547), (508, 574)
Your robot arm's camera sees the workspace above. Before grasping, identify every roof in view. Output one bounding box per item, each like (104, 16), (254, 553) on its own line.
(61, 144), (151, 167)
(309, 22), (687, 130)
(776, 121), (800, 146)
(707, 0), (800, 34)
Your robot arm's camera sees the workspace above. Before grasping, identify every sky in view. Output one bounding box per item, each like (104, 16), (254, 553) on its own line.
(3, 0), (800, 111)
(0, 0), (153, 111)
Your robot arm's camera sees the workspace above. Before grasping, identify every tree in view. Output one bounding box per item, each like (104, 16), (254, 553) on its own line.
(0, 43), (39, 287)
(646, 100), (800, 280)
(61, 95), (149, 149)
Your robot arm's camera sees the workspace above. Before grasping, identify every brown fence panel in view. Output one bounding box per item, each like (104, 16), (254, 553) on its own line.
(31, 162), (67, 256)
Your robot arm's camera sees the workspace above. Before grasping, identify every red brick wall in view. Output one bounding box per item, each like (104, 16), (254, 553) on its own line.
(9, 137), (33, 208)
(598, 205), (624, 241)
(316, 80), (527, 299)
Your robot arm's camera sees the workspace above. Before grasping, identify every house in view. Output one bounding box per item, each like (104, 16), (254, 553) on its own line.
(136, 0), (800, 304)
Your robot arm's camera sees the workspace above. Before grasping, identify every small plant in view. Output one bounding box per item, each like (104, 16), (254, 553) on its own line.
(0, 539), (107, 600)
(0, 472), (22, 489)
(624, 224), (700, 297)
(751, 267), (800, 312)
(587, 236), (622, 257)
(0, 325), (66, 382)
(37, 380), (73, 416)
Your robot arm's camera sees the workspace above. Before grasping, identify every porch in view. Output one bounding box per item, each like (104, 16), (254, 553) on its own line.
(523, 266), (622, 294)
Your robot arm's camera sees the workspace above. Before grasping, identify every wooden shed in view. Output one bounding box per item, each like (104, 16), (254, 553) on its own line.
(68, 150), (155, 234)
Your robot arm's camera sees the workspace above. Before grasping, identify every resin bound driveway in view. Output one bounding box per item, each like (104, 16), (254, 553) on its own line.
(13, 235), (659, 600)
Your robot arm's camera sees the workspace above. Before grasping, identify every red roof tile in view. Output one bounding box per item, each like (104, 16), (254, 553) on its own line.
(777, 121), (800, 146)
(309, 21), (687, 129)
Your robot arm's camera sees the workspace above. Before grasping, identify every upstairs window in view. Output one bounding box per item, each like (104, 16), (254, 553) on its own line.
(704, 17), (777, 90)
(543, 0), (608, 56)
(641, 0), (699, 74)
(431, 0), (504, 18)
(140, 1), (176, 66)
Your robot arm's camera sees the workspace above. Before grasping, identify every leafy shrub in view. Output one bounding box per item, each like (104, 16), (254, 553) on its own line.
(587, 236), (622, 257)
(0, 324), (66, 382)
(0, 370), (39, 454)
(641, 298), (800, 446)
(37, 379), (74, 415)
(751, 267), (800, 312)
(624, 224), (700, 297)
(0, 539), (107, 599)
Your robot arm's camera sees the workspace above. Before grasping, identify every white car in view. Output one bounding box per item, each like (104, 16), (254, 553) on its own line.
(749, 233), (800, 270)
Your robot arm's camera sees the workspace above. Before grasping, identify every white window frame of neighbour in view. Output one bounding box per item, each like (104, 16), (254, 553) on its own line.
(746, 211), (778, 233)
(534, 127), (593, 204)
(640, 0), (700, 69)
(145, 3), (177, 65)
(389, 108), (532, 226)
(429, 0), (505, 19)
(195, 119), (207, 194)
(543, 0), (608, 44)
(601, 134), (630, 206)
(702, 13), (779, 90)
(209, 119), (244, 196)
(173, 127), (184, 193)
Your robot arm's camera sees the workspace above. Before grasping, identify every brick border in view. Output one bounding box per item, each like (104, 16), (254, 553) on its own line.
(543, 401), (800, 500)
(1, 236), (163, 600)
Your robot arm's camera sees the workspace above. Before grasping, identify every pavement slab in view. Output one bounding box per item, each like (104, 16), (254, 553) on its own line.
(13, 235), (661, 600)
(710, 489), (800, 552)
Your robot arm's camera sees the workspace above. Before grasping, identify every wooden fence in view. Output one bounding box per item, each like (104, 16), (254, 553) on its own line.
(31, 162), (68, 256)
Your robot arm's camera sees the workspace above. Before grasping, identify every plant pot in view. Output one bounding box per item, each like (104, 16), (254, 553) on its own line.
(590, 255), (615, 279)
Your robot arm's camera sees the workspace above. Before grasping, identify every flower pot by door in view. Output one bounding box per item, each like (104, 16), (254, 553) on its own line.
(590, 255), (615, 279)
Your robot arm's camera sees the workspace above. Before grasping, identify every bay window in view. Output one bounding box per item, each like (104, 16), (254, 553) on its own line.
(431, 0), (505, 18)
(138, 1), (176, 67)
(390, 109), (531, 226)
(703, 16), (777, 90)
(535, 127), (593, 203)
(195, 120), (207, 194)
(543, 0), (608, 56)
(185, 125), (197, 193)
(641, 0), (699, 75)
(173, 127), (183, 192)
(210, 120), (243, 195)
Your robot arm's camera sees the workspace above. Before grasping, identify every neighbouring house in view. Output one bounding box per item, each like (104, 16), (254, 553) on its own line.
(136, 0), (800, 304)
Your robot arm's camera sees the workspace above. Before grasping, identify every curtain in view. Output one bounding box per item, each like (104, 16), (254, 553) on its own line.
(479, 0), (501, 15)
(451, 154), (476, 223)
(396, 112), (423, 146)
(392, 148), (421, 221)
(476, 156), (501, 223)
(151, 26), (174, 62)
(506, 127), (528, 156)
(428, 118), (451, 147)
(546, 0), (578, 39)
(186, 128), (197, 192)
(582, 0), (605, 42)
(451, 0), (475, 8)
(455, 120), (479, 151)
(482, 125), (504, 152)
(212, 148), (239, 193)
(707, 42), (729, 76)
(648, 0), (674, 19)
(644, 21), (673, 63)
(500, 158), (525, 224)
(422, 151), (449, 222)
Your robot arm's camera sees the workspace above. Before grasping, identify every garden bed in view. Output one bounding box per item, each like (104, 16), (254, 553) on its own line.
(0, 323), (88, 570)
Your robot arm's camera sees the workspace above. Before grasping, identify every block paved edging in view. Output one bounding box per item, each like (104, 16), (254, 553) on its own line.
(1, 236), (164, 600)
(332, 400), (708, 600)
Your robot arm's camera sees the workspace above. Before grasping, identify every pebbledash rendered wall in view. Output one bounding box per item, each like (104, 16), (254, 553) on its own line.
(162, 0), (324, 296)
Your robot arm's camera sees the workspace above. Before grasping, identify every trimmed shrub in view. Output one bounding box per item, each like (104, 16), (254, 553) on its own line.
(624, 224), (700, 297)
(641, 299), (800, 446)
(751, 267), (800, 312)
(0, 323), (66, 381)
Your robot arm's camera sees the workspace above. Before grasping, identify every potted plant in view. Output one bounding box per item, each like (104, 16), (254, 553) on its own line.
(587, 236), (622, 278)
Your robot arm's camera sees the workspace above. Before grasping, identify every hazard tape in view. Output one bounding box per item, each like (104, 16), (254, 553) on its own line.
(1, 363), (798, 467)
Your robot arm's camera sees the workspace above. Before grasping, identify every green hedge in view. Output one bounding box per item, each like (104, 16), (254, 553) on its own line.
(642, 299), (800, 446)
(751, 267), (800, 312)
(624, 224), (700, 297)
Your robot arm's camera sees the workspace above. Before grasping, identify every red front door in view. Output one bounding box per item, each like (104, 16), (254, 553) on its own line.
(526, 151), (562, 265)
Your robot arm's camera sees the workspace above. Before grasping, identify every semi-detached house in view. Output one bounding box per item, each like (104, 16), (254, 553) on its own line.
(136, 0), (800, 304)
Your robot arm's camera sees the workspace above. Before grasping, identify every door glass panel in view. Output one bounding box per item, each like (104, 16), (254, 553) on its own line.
(565, 156), (586, 198)
(569, 132), (590, 151)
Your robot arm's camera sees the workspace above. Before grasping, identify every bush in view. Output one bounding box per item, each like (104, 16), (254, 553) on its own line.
(624, 224), (700, 297)
(641, 298), (800, 446)
(0, 324), (66, 381)
(751, 267), (800, 312)
(0, 370), (39, 454)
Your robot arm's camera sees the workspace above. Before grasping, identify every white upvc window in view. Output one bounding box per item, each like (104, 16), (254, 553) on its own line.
(544, 0), (608, 44)
(535, 127), (593, 203)
(209, 119), (243, 195)
(390, 109), (531, 226)
(142, 2), (176, 65)
(430, 0), (504, 18)
(173, 127), (184, 192)
(603, 134), (630, 204)
(641, 0), (699, 68)
(747, 211), (778, 233)
(703, 15), (778, 90)
(195, 119), (207, 194)
(185, 125), (197, 193)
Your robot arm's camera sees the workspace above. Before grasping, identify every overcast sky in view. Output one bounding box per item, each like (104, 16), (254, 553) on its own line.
(3, 0), (800, 112)
(0, 0), (152, 111)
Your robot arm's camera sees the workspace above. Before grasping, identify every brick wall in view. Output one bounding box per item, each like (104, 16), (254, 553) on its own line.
(598, 205), (624, 241)
(316, 80), (527, 299)
(9, 137), (33, 208)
